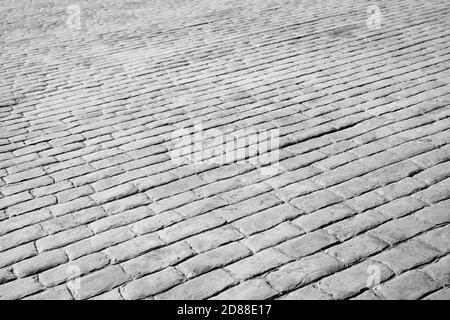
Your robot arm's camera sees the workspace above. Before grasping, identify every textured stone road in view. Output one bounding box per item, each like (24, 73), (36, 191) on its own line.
(0, 0), (449, 300)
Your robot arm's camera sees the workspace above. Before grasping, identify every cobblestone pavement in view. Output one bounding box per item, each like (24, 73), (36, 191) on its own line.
(0, 0), (449, 300)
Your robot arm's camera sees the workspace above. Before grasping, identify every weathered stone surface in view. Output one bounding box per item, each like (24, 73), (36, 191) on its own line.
(318, 260), (393, 299)
(71, 266), (131, 300)
(242, 222), (303, 253)
(277, 230), (338, 259)
(278, 284), (332, 300)
(36, 226), (93, 252)
(374, 270), (439, 300)
(177, 242), (251, 278)
(103, 233), (163, 263)
(155, 269), (237, 300)
(1, 0), (448, 301)
(212, 279), (278, 300)
(157, 212), (225, 243)
(39, 252), (109, 287)
(372, 239), (440, 274)
(422, 255), (450, 286)
(0, 224), (46, 252)
(64, 227), (134, 260)
(13, 249), (68, 278)
(233, 203), (302, 236)
(24, 285), (73, 300)
(121, 241), (195, 278)
(226, 248), (292, 280)
(266, 253), (343, 292)
(186, 226), (244, 255)
(121, 267), (185, 300)
(0, 243), (37, 268)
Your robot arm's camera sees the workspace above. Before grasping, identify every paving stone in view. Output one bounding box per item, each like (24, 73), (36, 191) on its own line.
(325, 210), (389, 241)
(413, 161), (450, 184)
(121, 267), (185, 300)
(89, 206), (153, 234)
(49, 196), (93, 217)
(373, 239), (441, 274)
(418, 225), (450, 253)
(377, 196), (427, 218)
(0, 268), (15, 285)
(73, 206), (107, 225)
(291, 190), (342, 213)
(242, 222), (303, 253)
(51, 164), (95, 182)
(212, 279), (278, 300)
(0, 224), (46, 252)
(3, 167), (45, 184)
(0, 209), (51, 236)
(146, 175), (206, 201)
(89, 288), (123, 300)
(292, 203), (356, 232)
(155, 269), (237, 300)
(233, 203), (302, 236)
(266, 251), (343, 293)
(64, 226), (135, 260)
(56, 185), (94, 203)
(194, 177), (243, 198)
(325, 234), (388, 265)
(312, 162), (370, 187)
(318, 260), (394, 299)
(412, 178), (450, 204)
(39, 252), (110, 287)
(134, 172), (178, 192)
(330, 177), (378, 199)
(177, 242), (251, 278)
(1, 0), (449, 301)
(150, 190), (200, 214)
(6, 195), (57, 217)
(351, 290), (381, 300)
(278, 284), (333, 300)
(368, 215), (432, 245)
(36, 226), (93, 253)
(265, 166), (320, 189)
(0, 243), (37, 269)
(131, 211), (183, 235)
(72, 265), (131, 300)
(157, 212), (225, 243)
(186, 224), (244, 253)
(103, 233), (163, 263)
(377, 177), (427, 201)
(363, 160), (421, 186)
(276, 230), (338, 259)
(2, 176), (53, 196)
(174, 196), (228, 218)
(32, 180), (73, 197)
(220, 182), (272, 204)
(13, 249), (68, 278)
(214, 192), (282, 222)
(103, 193), (150, 215)
(414, 199), (450, 225)
(374, 270), (439, 300)
(0, 276), (44, 300)
(24, 284), (73, 300)
(121, 241), (195, 278)
(274, 179), (322, 202)
(345, 191), (387, 212)
(225, 248), (292, 280)
(422, 255), (450, 286)
(423, 288), (450, 300)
